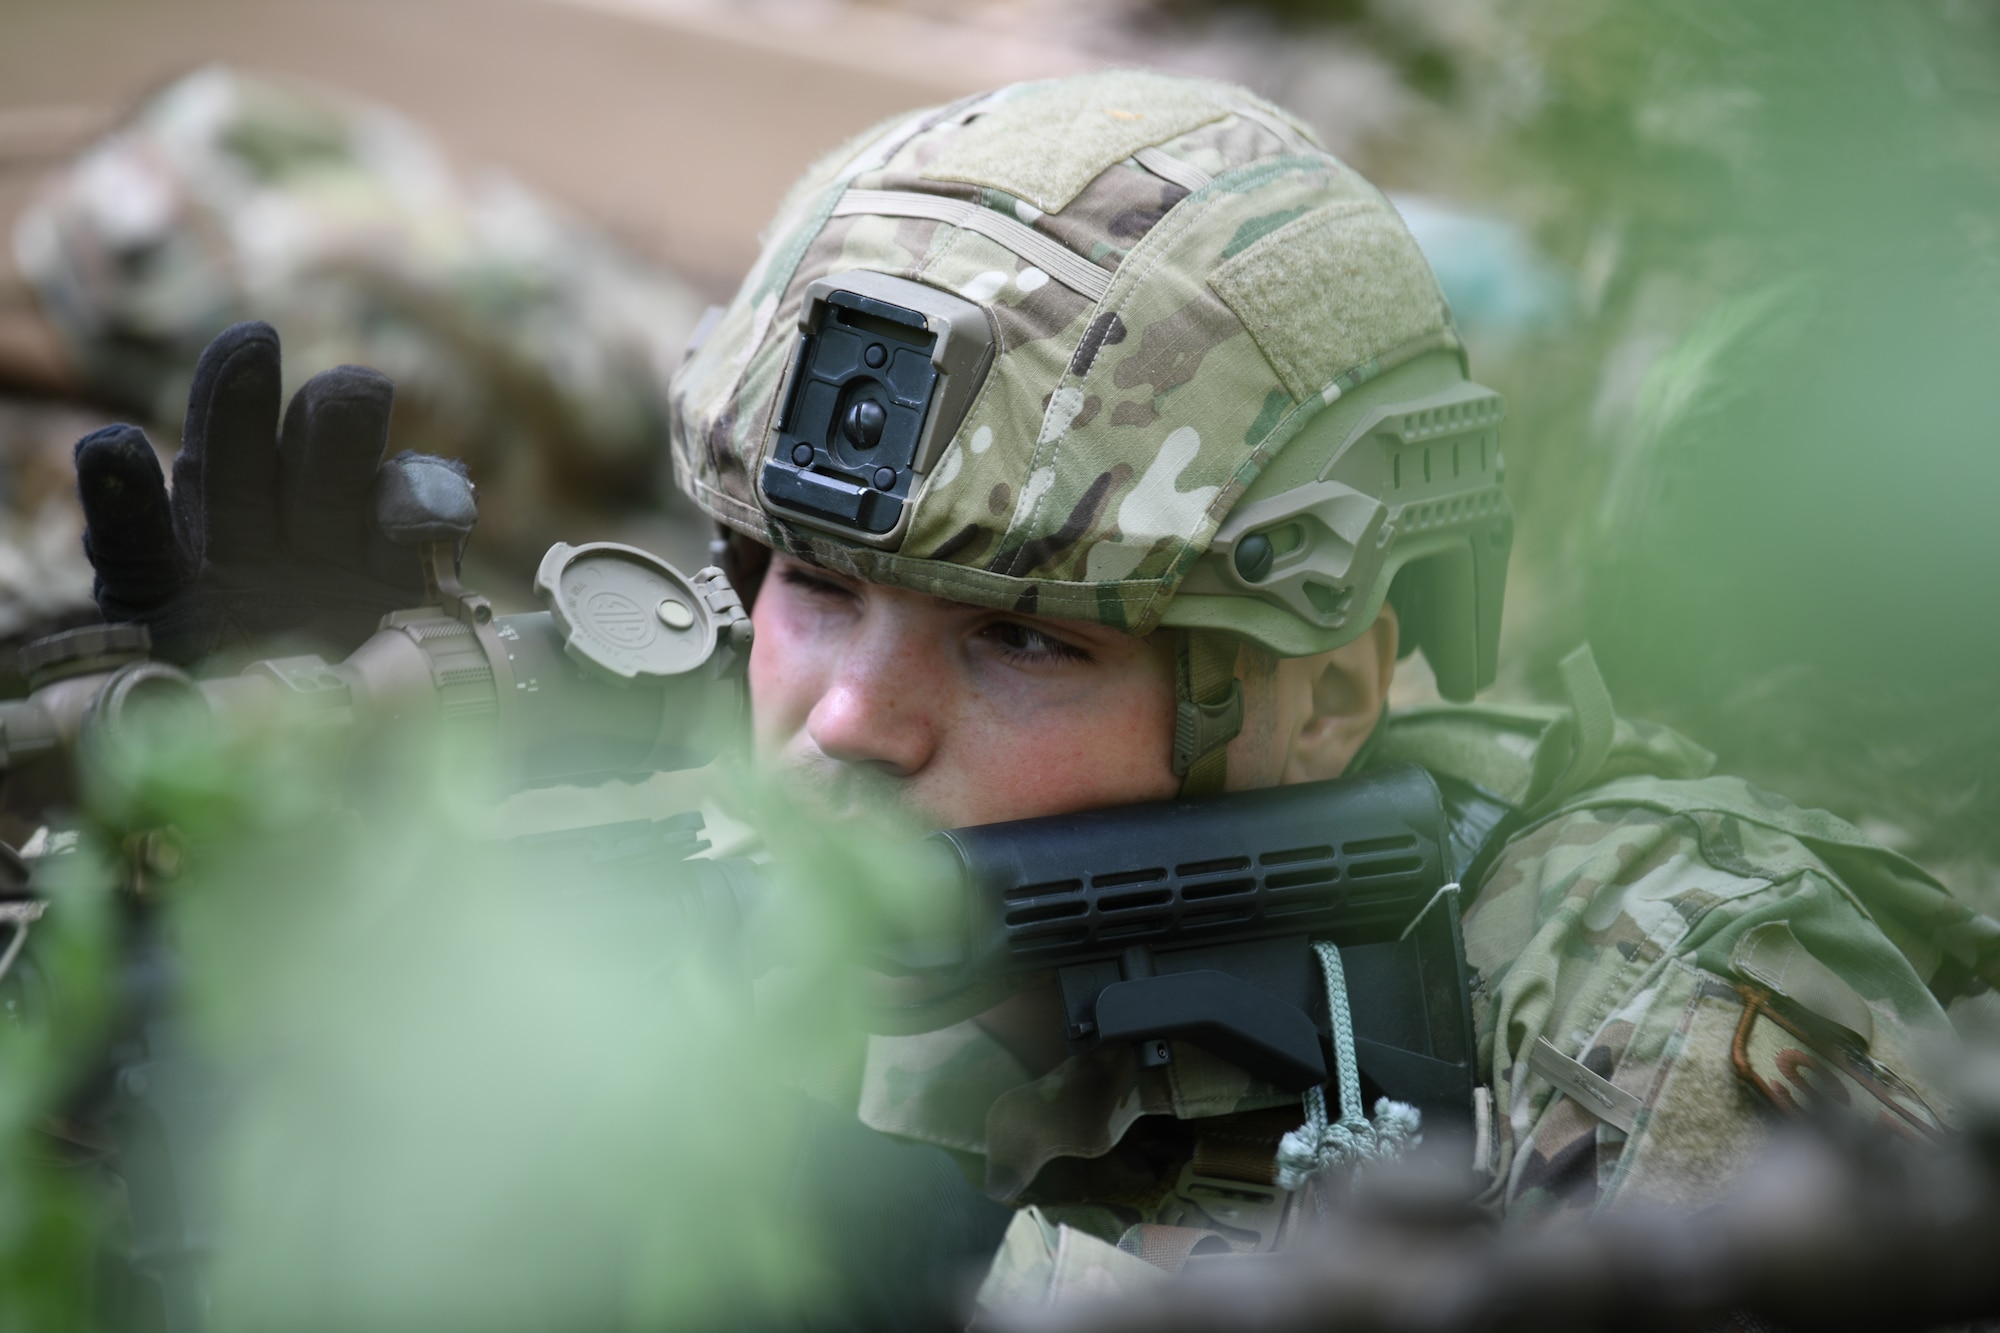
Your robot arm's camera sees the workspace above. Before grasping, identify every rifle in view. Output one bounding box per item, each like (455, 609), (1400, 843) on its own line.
(0, 541), (1474, 1327)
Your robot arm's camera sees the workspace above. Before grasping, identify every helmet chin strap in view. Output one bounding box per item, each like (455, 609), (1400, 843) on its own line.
(1172, 629), (1244, 797)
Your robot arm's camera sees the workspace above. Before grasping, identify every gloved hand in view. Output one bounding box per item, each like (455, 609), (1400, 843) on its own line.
(73, 322), (477, 665)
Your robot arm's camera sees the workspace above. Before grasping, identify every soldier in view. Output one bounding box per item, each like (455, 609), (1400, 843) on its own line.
(71, 69), (1998, 1320)
(667, 66), (1995, 1297)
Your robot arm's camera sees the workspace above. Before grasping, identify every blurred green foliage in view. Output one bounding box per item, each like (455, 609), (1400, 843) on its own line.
(1509, 1), (2000, 886)
(1157, 0), (2000, 881)
(1, 707), (938, 1329)
(1283, 0), (2000, 887)
(0, 845), (114, 1333)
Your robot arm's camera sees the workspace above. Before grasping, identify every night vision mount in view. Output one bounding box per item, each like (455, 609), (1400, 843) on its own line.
(760, 271), (994, 547)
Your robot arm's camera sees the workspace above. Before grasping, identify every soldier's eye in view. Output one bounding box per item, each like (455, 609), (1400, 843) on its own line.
(983, 620), (1092, 665)
(778, 565), (858, 603)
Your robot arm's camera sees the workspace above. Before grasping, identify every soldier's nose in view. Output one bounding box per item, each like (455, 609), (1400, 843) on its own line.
(806, 625), (939, 778)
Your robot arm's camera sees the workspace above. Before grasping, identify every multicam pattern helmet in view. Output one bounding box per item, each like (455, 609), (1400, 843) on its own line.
(670, 71), (1511, 782)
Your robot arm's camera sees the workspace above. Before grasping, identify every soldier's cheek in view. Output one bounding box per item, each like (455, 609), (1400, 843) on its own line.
(745, 594), (835, 759)
(935, 679), (1180, 822)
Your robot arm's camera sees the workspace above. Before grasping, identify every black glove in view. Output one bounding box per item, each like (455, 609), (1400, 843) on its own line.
(74, 321), (476, 666)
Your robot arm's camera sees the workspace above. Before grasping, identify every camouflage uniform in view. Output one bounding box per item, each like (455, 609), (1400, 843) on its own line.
(862, 697), (1987, 1306)
(661, 71), (2000, 1312)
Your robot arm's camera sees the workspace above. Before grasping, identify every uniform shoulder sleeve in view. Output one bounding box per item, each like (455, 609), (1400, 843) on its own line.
(1461, 795), (1956, 1227)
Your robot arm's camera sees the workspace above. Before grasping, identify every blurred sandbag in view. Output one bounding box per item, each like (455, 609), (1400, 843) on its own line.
(11, 66), (713, 571)
(0, 398), (107, 653)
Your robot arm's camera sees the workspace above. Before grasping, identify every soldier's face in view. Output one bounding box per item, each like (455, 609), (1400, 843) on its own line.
(746, 552), (1401, 830)
(748, 552), (1182, 829)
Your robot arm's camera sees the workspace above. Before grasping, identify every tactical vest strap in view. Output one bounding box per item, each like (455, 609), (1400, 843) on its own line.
(1522, 643), (1616, 820)
(1180, 1104), (1311, 1191)
(1190, 1134), (1283, 1187)
(1422, 643), (1616, 894)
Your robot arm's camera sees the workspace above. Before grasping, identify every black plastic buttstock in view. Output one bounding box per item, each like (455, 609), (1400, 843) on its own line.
(1092, 969), (1328, 1091)
(942, 763), (1450, 978)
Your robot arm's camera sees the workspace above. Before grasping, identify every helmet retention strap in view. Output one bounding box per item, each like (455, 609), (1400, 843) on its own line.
(1172, 630), (1243, 796)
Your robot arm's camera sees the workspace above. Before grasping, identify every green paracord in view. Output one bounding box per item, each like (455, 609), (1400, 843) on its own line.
(1274, 939), (1423, 1192)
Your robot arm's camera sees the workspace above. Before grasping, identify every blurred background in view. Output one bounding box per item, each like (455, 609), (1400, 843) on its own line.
(2, 2), (1998, 1327)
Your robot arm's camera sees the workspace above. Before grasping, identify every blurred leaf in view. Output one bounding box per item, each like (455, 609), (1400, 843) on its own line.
(58, 710), (926, 1330)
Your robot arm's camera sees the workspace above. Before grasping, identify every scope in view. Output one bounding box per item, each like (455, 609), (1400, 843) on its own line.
(0, 540), (750, 795)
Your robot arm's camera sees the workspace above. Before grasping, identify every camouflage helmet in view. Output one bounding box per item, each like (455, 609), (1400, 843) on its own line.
(670, 71), (1510, 784)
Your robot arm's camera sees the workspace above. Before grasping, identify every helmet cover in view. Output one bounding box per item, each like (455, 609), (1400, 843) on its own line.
(670, 70), (1505, 694)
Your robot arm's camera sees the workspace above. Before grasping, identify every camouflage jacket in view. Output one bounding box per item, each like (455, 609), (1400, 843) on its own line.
(853, 694), (2000, 1309)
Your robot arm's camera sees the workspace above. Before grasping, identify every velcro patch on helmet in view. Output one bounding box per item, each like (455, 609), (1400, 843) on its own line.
(921, 72), (1233, 214)
(1208, 200), (1451, 402)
